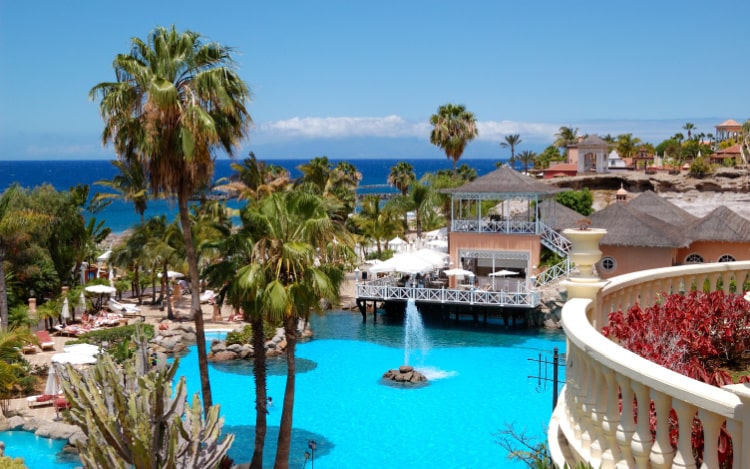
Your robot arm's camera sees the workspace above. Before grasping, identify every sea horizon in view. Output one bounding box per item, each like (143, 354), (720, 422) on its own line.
(1, 157), (504, 234)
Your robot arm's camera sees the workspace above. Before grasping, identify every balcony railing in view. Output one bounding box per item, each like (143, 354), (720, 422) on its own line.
(549, 261), (750, 469)
(451, 219), (537, 234)
(355, 282), (540, 307)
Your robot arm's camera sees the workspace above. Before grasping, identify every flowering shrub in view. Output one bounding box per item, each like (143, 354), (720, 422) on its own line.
(602, 290), (750, 468)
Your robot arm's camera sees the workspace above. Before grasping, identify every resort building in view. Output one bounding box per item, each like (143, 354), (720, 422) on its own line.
(590, 190), (750, 279)
(715, 118), (743, 144)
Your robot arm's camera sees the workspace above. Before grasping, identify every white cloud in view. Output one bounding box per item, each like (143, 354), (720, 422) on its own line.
(476, 121), (559, 142)
(258, 115), (428, 140)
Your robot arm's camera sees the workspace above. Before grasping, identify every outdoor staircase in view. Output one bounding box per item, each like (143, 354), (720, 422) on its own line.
(539, 222), (571, 258)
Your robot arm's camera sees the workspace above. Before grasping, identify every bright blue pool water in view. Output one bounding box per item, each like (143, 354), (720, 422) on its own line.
(0, 310), (565, 468)
(0, 430), (80, 468)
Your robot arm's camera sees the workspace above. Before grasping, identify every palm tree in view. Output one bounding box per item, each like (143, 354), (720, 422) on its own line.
(243, 191), (354, 469)
(92, 159), (149, 224)
(515, 150), (536, 174)
(500, 134), (522, 167)
(90, 26), (251, 414)
(554, 126), (579, 150)
(387, 161), (416, 196)
(218, 152), (290, 202)
(683, 122), (696, 141)
(354, 195), (401, 257)
(616, 133), (642, 161)
(429, 103), (478, 175)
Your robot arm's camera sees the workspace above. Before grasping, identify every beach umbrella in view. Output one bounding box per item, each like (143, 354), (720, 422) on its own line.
(77, 292), (86, 315)
(443, 268), (474, 278)
(369, 253), (435, 275)
(85, 284), (117, 310)
(157, 271), (184, 279)
(60, 298), (70, 325)
(413, 248), (450, 269)
(489, 269), (518, 289)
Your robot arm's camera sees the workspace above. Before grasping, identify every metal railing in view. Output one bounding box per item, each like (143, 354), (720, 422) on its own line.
(451, 219), (537, 234)
(534, 258), (571, 286)
(355, 283), (540, 307)
(539, 222), (571, 257)
(549, 261), (750, 469)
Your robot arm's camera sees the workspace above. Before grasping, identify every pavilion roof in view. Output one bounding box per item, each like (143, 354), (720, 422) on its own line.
(443, 166), (562, 196)
(590, 202), (690, 248)
(687, 206), (750, 242)
(626, 191), (697, 227)
(716, 119), (742, 128)
(521, 199), (585, 231)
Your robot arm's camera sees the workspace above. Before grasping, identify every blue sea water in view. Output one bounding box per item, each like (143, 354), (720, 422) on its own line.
(0, 158), (502, 233)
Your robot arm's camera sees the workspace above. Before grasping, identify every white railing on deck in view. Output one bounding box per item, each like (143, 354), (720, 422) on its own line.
(451, 219), (537, 234)
(549, 261), (750, 469)
(355, 283), (540, 307)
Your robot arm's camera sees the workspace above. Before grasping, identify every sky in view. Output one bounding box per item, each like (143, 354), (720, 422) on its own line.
(1, 0), (748, 161)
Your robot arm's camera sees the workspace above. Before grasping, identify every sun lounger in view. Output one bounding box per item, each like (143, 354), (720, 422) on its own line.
(108, 298), (141, 315)
(27, 394), (56, 408)
(200, 290), (216, 304)
(35, 330), (55, 351)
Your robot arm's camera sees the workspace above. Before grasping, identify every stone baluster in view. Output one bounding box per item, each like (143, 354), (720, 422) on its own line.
(671, 400), (697, 469)
(599, 367), (622, 468)
(567, 346), (583, 439)
(614, 374), (635, 468)
(587, 364), (604, 462)
(724, 382), (750, 469)
(649, 390), (674, 468)
(630, 382), (653, 469)
(696, 410), (723, 469)
(578, 357), (593, 458)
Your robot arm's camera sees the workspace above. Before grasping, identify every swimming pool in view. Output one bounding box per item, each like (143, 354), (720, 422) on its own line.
(1, 309), (565, 468)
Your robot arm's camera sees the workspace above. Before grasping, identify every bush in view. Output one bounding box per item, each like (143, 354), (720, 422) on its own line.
(72, 324), (155, 363)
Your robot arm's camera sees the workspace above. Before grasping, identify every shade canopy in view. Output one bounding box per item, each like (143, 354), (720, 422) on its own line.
(413, 248), (449, 268)
(61, 298), (70, 320)
(157, 271), (184, 279)
(85, 284), (117, 295)
(489, 269), (518, 277)
(369, 253), (435, 275)
(443, 268), (474, 277)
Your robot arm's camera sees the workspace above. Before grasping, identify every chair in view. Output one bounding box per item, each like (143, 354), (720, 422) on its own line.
(200, 290), (216, 304)
(35, 330), (55, 351)
(108, 298), (141, 316)
(27, 394), (55, 408)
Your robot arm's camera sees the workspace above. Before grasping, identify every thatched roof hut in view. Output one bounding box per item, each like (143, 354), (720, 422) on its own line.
(687, 206), (750, 242)
(625, 191), (697, 227)
(590, 202), (690, 248)
(442, 166), (562, 196)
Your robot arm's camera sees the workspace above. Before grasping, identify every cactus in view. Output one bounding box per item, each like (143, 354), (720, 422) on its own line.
(58, 326), (234, 468)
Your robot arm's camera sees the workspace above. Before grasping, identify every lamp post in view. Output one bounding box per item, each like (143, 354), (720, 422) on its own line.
(307, 440), (317, 468)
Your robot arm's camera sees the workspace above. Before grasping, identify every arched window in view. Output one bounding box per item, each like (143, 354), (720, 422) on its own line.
(717, 254), (736, 263)
(599, 257), (616, 272)
(685, 254), (704, 264)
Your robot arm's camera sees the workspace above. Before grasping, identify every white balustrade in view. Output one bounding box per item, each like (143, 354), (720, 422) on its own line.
(549, 261), (750, 469)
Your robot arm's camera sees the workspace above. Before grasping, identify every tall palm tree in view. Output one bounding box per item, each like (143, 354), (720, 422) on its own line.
(616, 133), (642, 161)
(387, 161), (416, 196)
(553, 126), (579, 151)
(93, 159), (150, 224)
(355, 195), (401, 257)
(218, 152), (291, 202)
(243, 191), (354, 469)
(683, 122), (696, 141)
(90, 26), (252, 414)
(499, 134), (522, 167)
(515, 150), (537, 174)
(429, 103), (478, 175)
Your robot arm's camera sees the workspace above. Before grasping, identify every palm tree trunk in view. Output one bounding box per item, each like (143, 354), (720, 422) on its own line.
(250, 315), (268, 469)
(177, 193), (213, 415)
(273, 315), (298, 469)
(163, 263), (174, 321)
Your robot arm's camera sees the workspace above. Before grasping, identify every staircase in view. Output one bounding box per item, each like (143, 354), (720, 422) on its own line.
(539, 222), (571, 258)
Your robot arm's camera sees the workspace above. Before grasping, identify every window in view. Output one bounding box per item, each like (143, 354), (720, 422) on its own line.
(717, 254), (736, 263)
(599, 256), (616, 272)
(685, 254), (704, 264)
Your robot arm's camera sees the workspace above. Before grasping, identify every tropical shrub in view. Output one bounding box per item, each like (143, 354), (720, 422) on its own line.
(602, 290), (750, 467)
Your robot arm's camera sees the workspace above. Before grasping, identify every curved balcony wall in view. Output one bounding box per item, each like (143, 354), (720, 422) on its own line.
(549, 261), (750, 469)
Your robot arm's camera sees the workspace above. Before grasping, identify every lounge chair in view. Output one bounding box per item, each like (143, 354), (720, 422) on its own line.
(27, 394), (56, 408)
(108, 299), (141, 316)
(35, 330), (55, 351)
(200, 290), (216, 304)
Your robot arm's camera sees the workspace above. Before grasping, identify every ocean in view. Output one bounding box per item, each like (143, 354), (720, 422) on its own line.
(0, 158), (502, 233)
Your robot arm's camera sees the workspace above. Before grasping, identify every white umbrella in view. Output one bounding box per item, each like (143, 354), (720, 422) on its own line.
(489, 269), (518, 289)
(97, 250), (112, 262)
(77, 292), (86, 314)
(84, 284), (117, 294)
(85, 284), (117, 310)
(60, 298), (70, 325)
(443, 268), (474, 277)
(488, 269), (518, 277)
(157, 271), (184, 279)
(369, 253), (435, 275)
(413, 248), (450, 268)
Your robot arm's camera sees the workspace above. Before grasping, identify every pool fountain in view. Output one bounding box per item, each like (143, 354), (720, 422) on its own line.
(382, 299), (428, 385)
